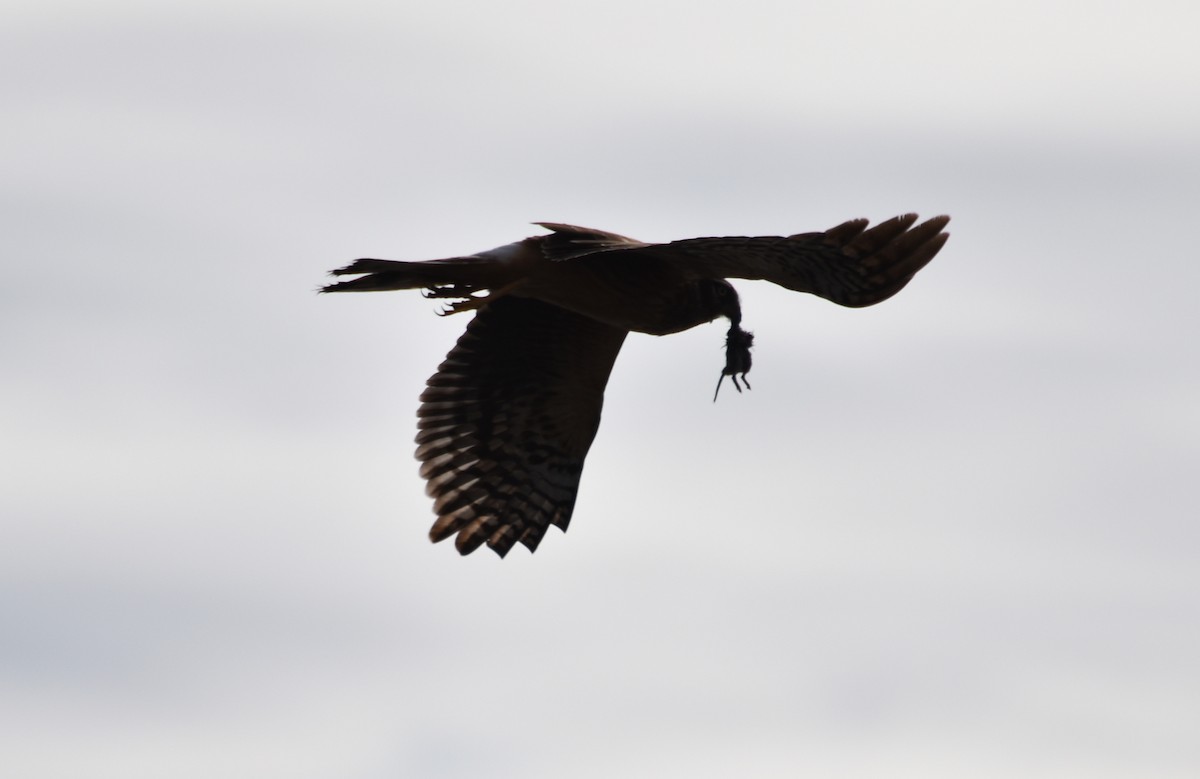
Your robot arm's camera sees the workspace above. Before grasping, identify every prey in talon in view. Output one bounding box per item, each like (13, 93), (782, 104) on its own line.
(714, 324), (754, 401)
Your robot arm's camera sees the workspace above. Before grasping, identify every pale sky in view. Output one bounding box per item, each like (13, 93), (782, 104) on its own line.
(3, 2), (1199, 777)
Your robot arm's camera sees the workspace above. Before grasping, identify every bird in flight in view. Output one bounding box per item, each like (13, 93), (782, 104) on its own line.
(323, 213), (950, 558)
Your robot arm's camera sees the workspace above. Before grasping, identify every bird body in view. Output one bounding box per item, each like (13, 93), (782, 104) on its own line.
(323, 214), (950, 557)
(325, 228), (741, 335)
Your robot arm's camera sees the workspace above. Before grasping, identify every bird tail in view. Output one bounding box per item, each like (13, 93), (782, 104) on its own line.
(320, 255), (509, 293)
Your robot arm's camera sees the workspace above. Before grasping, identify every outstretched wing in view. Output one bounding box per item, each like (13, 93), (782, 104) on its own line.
(607, 214), (950, 308)
(416, 296), (628, 557)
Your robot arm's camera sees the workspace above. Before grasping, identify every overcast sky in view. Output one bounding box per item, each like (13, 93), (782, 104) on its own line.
(3, 1), (1199, 777)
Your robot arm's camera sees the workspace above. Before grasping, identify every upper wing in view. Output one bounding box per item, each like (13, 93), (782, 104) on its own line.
(533, 222), (649, 260)
(416, 296), (629, 557)
(605, 214), (950, 308)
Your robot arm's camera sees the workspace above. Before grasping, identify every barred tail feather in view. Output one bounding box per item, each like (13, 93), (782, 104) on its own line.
(321, 255), (508, 294)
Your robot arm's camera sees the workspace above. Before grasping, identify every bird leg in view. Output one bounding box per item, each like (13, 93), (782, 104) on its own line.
(713, 324), (754, 402)
(429, 280), (527, 316)
(423, 283), (485, 299)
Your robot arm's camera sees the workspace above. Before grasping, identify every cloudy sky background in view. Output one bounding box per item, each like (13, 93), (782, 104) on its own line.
(4, 1), (1199, 776)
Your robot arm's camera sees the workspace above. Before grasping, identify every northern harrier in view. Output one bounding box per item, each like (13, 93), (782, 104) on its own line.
(323, 214), (950, 557)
